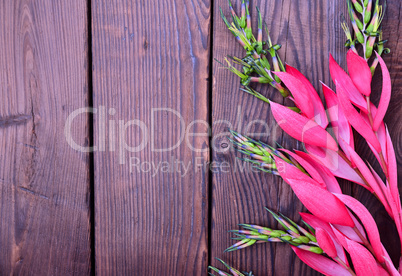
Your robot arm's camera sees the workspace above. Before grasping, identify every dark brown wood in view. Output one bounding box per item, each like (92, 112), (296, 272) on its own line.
(91, 0), (211, 274)
(0, 0), (91, 274)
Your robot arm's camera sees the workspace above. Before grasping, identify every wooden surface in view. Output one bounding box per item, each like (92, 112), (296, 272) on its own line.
(0, 0), (401, 275)
(91, 0), (210, 274)
(0, 0), (91, 275)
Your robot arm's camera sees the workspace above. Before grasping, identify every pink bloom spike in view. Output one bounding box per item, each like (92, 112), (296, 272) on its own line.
(285, 64), (329, 128)
(291, 246), (351, 276)
(346, 49), (372, 96)
(275, 157), (354, 227)
(331, 226), (350, 250)
(274, 154), (323, 188)
(360, 111), (388, 168)
(273, 71), (315, 119)
(334, 193), (385, 264)
(280, 149), (326, 188)
(329, 54), (367, 111)
(316, 228), (337, 258)
(305, 145), (369, 189)
(270, 102), (338, 151)
(322, 83), (355, 161)
(342, 143), (390, 214)
(332, 224), (363, 244)
(373, 52), (392, 131)
(300, 213), (348, 264)
(295, 151), (342, 194)
(336, 83), (382, 152)
(346, 239), (379, 276)
(386, 125), (400, 211)
(367, 164), (394, 216)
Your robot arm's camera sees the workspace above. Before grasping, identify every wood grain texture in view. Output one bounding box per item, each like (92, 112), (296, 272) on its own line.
(0, 0), (91, 274)
(91, 0), (211, 274)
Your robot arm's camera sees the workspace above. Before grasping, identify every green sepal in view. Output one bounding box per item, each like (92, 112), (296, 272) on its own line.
(353, 1), (363, 13)
(364, 10), (372, 24)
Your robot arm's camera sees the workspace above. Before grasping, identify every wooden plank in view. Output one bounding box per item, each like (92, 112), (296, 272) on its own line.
(210, 0), (352, 275)
(0, 0), (91, 274)
(91, 0), (210, 274)
(353, 0), (402, 265)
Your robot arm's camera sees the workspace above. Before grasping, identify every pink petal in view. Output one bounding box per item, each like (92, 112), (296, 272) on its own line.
(329, 54), (367, 111)
(316, 228), (337, 258)
(331, 225), (351, 249)
(334, 193), (385, 263)
(295, 150), (342, 194)
(386, 126), (400, 211)
(333, 208), (367, 243)
(346, 49), (372, 96)
(360, 110), (387, 166)
(346, 239), (379, 276)
(275, 157), (354, 227)
(274, 71), (315, 118)
(336, 83), (382, 152)
(285, 65), (329, 128)
(280, 149), (326, 188)
(305, 144), (368, 189)
(342, 143), (390, 214)
(291, 246), (351, 276)
(300, 213), (348, 264)
(322, 83), (355, 160)
(373, 53), (392, 131)
(270, 102), (338, 151)
(332, 224), (363, 244)
(274, 154), (323, 188)
(368, 164), (394, 216)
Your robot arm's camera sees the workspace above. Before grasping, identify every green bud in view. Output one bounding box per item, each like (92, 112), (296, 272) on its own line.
(355, 17), (363, 30)
(366, 24), (374, 33)
(353, 1), (363, 13)
(260, 56), (271, 70)
(366, 41), (374, 59)
(291, 238), (303, 244)
(297, 236), (311, 244)
(364, 10), (372, 23)
(245, 27), (252, 40)
(281, 235), (292, 241)
(309, 247), (324, 254)
(356, 31), (364, 44)
(269, 231), (280, 238)
(288, 106), (301, 112)
(364, 0), (369, 7)
(240, 17), (246, 29)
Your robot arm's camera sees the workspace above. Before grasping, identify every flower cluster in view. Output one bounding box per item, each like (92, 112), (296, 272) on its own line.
(210, 1), (400, 275)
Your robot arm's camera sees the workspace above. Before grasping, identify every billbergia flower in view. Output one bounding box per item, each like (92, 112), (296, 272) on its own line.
(214, 1), (400, 275)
